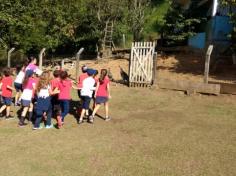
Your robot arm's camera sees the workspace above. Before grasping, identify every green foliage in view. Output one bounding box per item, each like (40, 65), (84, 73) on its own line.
(0, 0), (167, 54)
(221, 0), (236, 50)
(160, 1), (202, 46)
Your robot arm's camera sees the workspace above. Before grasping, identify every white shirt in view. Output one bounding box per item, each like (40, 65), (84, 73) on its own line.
(81, 77), (96, 98)
(21, 89), (33, 101)
(38, 85), (51, 98)
(14, 71), (25, 84)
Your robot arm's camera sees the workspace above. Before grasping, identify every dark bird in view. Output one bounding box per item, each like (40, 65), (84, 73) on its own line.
(119, 66), (129, 82)
(107, 68), (114, 81)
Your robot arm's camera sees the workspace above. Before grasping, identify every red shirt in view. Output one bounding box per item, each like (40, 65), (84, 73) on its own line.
(1, 76), (13, 97)
(58, 79), (72, 100)
(77, 73), (88, 89)
(50, 78), (60, 90)
(96, 76), (110, 97)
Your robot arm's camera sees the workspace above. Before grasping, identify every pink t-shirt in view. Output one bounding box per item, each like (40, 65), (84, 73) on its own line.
(26, 63), (38, 71)
(50, 78), (60, 90)
(77, 73), (88, 89)
(24, 77), (36, 90)
(1, 76), (13, 97)
(96, 76), (110, 97)
(58, 79), (72, 100)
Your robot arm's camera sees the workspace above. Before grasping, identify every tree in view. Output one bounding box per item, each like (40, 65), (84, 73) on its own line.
(159, 1), (202, 46)
(127, 0), (151, 41)
(221, 0), (236, 50)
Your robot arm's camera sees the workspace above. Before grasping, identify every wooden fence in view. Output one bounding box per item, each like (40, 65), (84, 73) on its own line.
(129, 42), (156, 87)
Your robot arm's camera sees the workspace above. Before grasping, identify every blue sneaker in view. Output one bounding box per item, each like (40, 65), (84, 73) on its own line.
(45, 124), (53, 129)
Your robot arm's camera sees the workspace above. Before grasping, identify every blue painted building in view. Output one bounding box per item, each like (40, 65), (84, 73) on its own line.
(185, 0), (234, 49)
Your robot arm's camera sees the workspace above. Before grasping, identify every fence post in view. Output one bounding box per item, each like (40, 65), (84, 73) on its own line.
(75, 48), (84, 80)
(204, 45), (213, 84)
(39, 48), (46, 70)
(7, 48), (15, 67)
(152, 52), (157, 85)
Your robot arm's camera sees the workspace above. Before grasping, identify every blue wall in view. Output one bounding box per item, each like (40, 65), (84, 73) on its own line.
(211, 16), (233, 41)
(188, 32), (206, 49)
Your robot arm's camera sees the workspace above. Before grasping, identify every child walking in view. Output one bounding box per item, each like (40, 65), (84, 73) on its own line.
(50, 70), (62, 128)
(90, 69), (111, 123)
(19, 70), (36, 126)
(34, 71), (59, 130)
(58, 71), (72, 126)
(14, 65), (26, 106)
(78, 69), (97, 124)
(0, 68), (14, 119)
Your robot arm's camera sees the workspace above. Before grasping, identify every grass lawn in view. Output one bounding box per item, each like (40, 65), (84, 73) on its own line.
(0, 86), (235, 176)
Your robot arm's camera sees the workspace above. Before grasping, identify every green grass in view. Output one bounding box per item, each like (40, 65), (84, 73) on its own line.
(0, 86), (235, 176)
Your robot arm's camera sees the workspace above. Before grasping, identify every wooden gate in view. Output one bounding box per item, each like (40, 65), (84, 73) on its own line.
(129, 42), (156, 87)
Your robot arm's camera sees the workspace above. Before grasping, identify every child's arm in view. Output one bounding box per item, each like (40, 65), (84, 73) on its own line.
(72, 85), (80, 90)
(0, 82), (2, 89)
(107, 83), (111, 99)
(7, 85), (15, 91)
(94, 82), (100, 97)
(49, 87), (60, 95)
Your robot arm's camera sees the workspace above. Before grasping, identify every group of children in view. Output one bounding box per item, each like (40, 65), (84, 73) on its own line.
(0, 57), (111, 130)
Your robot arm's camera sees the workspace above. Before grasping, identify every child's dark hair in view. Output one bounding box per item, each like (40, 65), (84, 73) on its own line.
(27, 56), (37, 64)
(3, 68), (11, 77)
(60, 71), (68, 80)
(53, 70), (61, 78)
(94, 70), (98, 77)
(81, 65), (87, 73)
(99, 69), (107, 83)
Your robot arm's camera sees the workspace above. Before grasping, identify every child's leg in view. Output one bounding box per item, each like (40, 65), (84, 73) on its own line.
(6, 106), (10, 117)
(28, 103), (34, 122)
(79, 109), (86, 122)
(21, 107), (29, 119)
(60, 100), (69, 122)
(46, 106), (52, 126)
(15, 92), (18, 104)
(0, 105), (6, 113)
(92, 104), (101, 117)
(34, 110), (43, 128)
(105, 102), (109, 118)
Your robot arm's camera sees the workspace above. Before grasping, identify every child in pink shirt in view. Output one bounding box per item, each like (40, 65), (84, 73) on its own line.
(50, 70), (61, 128)
(90, 69), (111, 122)
(77, 65), (88, 98)
(19, 70), (36, 127)
(58, 71), (72, 125)
(0, 68), (14, 119)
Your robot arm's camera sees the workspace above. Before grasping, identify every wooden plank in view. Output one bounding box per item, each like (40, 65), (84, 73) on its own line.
(216, 82), (236, 95)
(129, 42), (134, 83)
(204, 45), (213, 83)
(158, 78), (220, 95)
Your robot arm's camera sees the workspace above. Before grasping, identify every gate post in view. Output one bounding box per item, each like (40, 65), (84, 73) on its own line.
(39, 48), (46, 70)
(75, 48), (84, 79)
(204, 45), (213, 84)
(7, 48), (15, 67)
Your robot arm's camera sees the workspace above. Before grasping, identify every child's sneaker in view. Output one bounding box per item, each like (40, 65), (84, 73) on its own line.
(88, 116), (94, 123)
(33, 126), (43, 130)
(105, 116), (111, 121)
(18, 122), (27, 127)
(5, 115), (14, 120)
(45, 124), (53, 129)
(78, 119), (83, 124)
